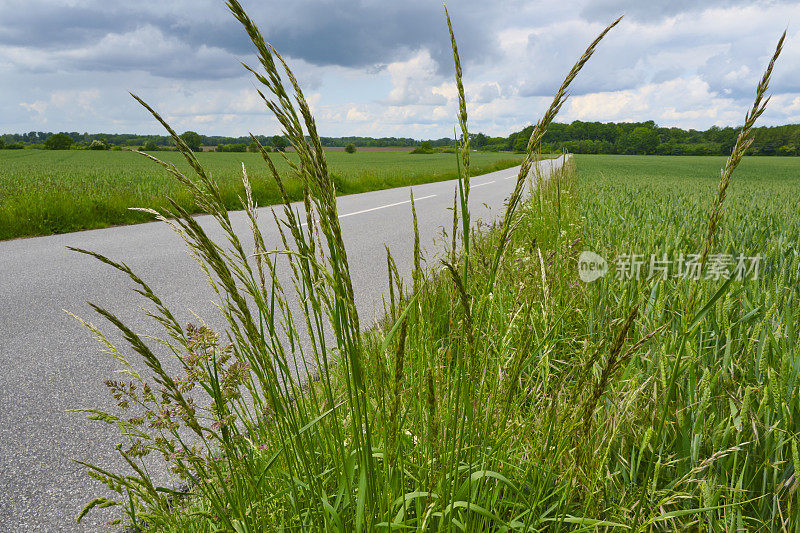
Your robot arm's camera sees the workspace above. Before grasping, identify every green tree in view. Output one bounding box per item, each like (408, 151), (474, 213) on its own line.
(411, 141), (434, 154)
(616, 127), (659, 155)
(634, 127), (659, 154)
(44, 133), (73, 150)
(217, 143), (247, 152)
(180, 131), (203, 152)
(0, 138), (4, 149)
(142, 140), (158, 152)
(271, 135), (287, 152)
(344, 143), (356, 154)
(248, 141), (259, 152)
(89, 139), (109, 150)
(513, 136), (528, 152)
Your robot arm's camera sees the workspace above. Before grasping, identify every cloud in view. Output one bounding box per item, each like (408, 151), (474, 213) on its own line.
(2, 0), (800, 138)
(564, 76), (743, 127)
(19, 89), (101, 124)
(384, 50), (448, 106)
(232, 0), (502, 71)
(1, 22), (243, 80)
(579, 0), (796, 22)
(18, 100), (47, 119)
(0, 0), (501, 78)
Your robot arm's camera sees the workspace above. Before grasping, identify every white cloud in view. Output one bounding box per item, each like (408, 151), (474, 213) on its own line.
(346, 106), (370, 122)
(19, 89), (101, 124)
(564, 77), (745, 128)
(2, 0), (799, 137)
(19, 100), (47, 120)
(384, 50), (448, 106)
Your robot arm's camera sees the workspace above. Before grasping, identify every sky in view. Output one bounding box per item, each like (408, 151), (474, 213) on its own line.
(1, 0), (799, 139)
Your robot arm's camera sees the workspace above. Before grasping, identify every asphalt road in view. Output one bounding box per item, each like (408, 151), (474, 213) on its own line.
(0, 155), (566, 531)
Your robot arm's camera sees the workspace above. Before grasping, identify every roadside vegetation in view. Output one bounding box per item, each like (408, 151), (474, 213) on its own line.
(73, 1), (795, 531)
(0, 150), (520, 240)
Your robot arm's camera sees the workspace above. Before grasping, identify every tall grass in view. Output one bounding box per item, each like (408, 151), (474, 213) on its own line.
(74, 2), (790, 531)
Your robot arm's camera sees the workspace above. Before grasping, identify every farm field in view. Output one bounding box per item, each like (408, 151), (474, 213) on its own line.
(576, 154), (800, 266)
(0, 149), (522, 240)
(565, 154), (800, 527)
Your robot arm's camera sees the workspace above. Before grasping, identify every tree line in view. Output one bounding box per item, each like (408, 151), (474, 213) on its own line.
(3, 121), (800, 155)
(0, 131), (452, 151)
(475, 120), (800, 156)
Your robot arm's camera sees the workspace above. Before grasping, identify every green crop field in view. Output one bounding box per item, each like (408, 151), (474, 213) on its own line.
(0, 149), (521, 240)
(565, 154), (800, 528)
(576, 154), (800, 267)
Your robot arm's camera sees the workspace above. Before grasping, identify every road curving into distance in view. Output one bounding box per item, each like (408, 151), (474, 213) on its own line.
(0, 155), (568, 531)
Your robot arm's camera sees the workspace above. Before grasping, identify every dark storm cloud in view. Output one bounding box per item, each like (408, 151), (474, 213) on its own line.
(0, 0), (247, 50)
(235, 1), (499, 71)
(0, 0), (502, 79)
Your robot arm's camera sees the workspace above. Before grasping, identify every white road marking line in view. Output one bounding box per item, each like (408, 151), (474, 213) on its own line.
(471, 180), (495, 188)
(300, 194), (437, 226)
(339, 194), (436, 219)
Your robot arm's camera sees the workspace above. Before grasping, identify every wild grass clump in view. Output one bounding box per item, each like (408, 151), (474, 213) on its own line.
(74, 1), (790, 531)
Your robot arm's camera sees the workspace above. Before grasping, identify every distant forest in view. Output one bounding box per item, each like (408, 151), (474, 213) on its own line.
(2, 120), (800, 156)
(0, 132), (452, 150)
(478, 121), (800, 156)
